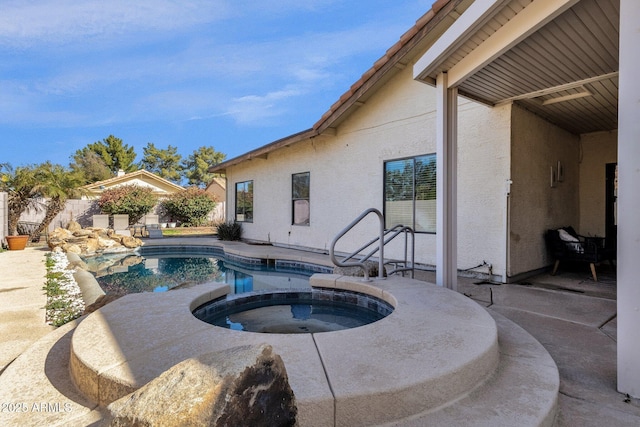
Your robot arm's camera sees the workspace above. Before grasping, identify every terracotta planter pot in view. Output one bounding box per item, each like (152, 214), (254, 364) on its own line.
(6, 235), (29, 250)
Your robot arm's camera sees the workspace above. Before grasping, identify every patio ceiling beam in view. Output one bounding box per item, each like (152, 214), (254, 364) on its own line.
(495, 71), (619, 104)
(446, 0), (580, 88)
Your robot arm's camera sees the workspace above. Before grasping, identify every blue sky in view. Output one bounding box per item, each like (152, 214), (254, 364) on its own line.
(1, 0), (433, 168)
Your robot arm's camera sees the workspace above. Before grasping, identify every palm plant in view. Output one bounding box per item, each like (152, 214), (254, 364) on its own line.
(0, 163), (44, 236)
(32, 163), (85, 239)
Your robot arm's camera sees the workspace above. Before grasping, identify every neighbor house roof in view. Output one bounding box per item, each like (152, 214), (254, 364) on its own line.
(210, 0), (461, 173)
(205, 176), (226, 202)
(81, 169), (185, 198)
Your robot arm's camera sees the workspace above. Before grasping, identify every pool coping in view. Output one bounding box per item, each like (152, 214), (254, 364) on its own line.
(70, 274), (506, 426)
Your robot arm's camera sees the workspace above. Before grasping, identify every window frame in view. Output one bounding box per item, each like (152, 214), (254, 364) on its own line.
(383, 154), (436, 234)
(291, 172), (310, 226)
(235, 180), (254, 223)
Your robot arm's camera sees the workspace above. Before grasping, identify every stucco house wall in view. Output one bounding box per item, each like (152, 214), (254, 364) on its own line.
(509, 104), (581, 277)
(225, 65), (511, 276)
(579, 131), (618, 237)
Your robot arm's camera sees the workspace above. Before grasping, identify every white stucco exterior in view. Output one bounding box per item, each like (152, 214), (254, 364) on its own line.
(579, 131), (618, 237)
(224, 65), (511, 278)
(217, 0), (637, 399)
(222, 69), (618, 283)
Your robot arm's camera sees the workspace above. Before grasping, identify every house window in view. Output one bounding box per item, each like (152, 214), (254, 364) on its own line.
(235, 180), (253, 222)
(384, 154), (436, 233)
(292, 172), (310, 226)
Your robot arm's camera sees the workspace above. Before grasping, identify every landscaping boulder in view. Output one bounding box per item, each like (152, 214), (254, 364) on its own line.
(47, 225), (142, 256)
(67, 220), (83, 233)
(108, 344), (297, 427)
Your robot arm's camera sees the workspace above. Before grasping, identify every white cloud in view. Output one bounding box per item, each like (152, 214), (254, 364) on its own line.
(0, 0), (425, 129)
(224, 87), (303, 125)
(0, 0), (230, 47)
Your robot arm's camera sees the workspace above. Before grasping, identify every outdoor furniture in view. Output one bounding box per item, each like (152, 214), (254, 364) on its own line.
(113, 215), (131, 236)
(92, 214), (109, 229)
(143, 214), (163, 239)
(130, 224), (146, 237)
(545, 227), (615, 282)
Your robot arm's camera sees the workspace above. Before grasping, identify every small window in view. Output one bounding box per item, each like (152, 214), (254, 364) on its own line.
(384, 154), (436, 233)
(292, 172), (310, 226)
(235, 180), (253, 222)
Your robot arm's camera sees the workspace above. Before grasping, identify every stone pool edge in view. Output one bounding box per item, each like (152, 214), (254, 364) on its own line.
(69, 274), (505, 426)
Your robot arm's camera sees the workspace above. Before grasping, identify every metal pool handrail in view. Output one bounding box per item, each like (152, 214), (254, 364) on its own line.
(330, 208), (414, 281)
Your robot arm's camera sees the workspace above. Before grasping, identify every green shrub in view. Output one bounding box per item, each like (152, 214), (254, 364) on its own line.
(160, 187), (217, 227)
(98, 185), (158, 225)
(216, 221), (242, 241)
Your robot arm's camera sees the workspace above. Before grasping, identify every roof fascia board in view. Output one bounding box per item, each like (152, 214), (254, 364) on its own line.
(414, 0), (509, 82)
(208, 129), (316, 173)
(315, 0), (465, 133)
(446, 0), (580, 88)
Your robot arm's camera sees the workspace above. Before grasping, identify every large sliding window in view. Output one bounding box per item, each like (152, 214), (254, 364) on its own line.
(292, 172), (310, 226)
(384, 154), (436, 233)
(235, 180), (253, 222)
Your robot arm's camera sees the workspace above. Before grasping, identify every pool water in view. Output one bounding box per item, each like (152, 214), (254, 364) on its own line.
(193, 289), (395, 334)
(83, 250), (325, 297)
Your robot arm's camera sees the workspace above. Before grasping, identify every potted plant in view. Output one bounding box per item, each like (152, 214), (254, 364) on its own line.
(6, 235), (29, 250)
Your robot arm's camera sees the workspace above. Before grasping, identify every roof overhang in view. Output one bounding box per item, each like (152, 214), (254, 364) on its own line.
(209, 0), (471, 174)
(414, 0), (619, 135)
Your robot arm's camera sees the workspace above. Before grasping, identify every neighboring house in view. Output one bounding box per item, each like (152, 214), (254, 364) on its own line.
(205, 177), (226, 223)
(80, 169), (184, 199)
(16, 170), (186, 229)
(211, 0), (639, 397)
(205, 177), (226, 203)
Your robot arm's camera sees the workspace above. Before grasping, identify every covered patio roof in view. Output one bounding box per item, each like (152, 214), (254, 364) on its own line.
(413, 0), (640, 400)
(414, 0), (618, 136)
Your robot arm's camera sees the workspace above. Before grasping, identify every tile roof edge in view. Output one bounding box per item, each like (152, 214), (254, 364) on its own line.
(312, 0), (455, 132)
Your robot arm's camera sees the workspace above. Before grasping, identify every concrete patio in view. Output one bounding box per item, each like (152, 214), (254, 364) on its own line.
(0, 240), (639, 426)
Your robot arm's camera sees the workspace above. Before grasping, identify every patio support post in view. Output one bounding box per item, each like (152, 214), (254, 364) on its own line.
(617, 0), (640, 399)
(435, 72), (458, 291)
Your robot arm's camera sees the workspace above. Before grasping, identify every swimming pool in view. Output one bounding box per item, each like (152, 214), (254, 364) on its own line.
(82, 246), (332, 297)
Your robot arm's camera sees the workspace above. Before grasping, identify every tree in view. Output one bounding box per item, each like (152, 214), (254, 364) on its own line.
(160, 187), (217, 226)
(73, 135), (137, 175)
(32, 163), (85, 238)
(181, 146), (225, 188)
(0, 164), (44, 235)
(139, 143), (182, 183)
(98, 185), (158, 225)
(70, 150), (112, 184)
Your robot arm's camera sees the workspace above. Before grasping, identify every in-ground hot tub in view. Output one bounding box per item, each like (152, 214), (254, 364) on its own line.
(192, 288), (394, 333)
(70, 273), (558, 426)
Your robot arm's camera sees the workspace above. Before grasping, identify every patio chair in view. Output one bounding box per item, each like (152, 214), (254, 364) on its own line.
(113, 214), (131, 236)
(545, 227), (615, 282)
(92, 214), (109, 229)
(144, 214), (163, 239)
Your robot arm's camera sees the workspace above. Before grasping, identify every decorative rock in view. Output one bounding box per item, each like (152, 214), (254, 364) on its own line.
(73, 229), (94, 237)
(67, 220), (83, 233)
(120, 236), (140, 249)
(108, 344), (297, 427)
(62, 244), (82, 254)
(47, 225), (143, 256)
(85, 238), (102, 254)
